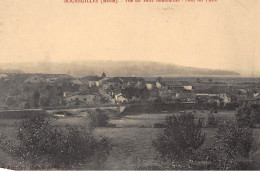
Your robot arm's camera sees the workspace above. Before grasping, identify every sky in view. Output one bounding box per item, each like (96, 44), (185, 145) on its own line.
(0, 0), (259, 74)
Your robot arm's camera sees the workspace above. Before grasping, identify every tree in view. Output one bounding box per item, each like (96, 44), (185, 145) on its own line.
(89, 109), (109, 128)
(33, 90), (40, 108)
(152, 112), (205, 162)
(122, 87), (139, 99)
(236, 103), (258, 128)
(0, 113), (112, 169)
(205, 122), (255, 170)
(207, 112), (218, 128)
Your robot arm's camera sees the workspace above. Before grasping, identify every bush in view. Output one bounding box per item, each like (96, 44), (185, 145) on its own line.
(207, 113), (218, 128)
(205, 122), (255, 170)
(236, 103), (258, 128)
(152, 112), (205, 162)
(0, 114), (112, 169)
(89, 109), (109, 128)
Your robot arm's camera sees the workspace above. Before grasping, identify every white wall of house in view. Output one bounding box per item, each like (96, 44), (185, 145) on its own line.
(46, 78), (57, 83)
(146, 83), (153, 90)
(88, 81), (99, 87)
(219, 93), (227, 99)
(156, 81), (161, 89)
(116, 95), (127, 103)
(0, 73), (8, 78)
(184, 85), (192, 91)
(71, 79), (83, 85)
(223, 96), (231, 104)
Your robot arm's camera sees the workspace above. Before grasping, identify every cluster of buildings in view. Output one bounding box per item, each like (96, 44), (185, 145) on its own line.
(1, 72), (260, 109)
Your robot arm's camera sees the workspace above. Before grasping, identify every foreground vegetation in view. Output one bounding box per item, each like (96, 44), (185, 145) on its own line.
(149, 103), (260, 170)
(0, 112), (112, 170)
(0, 104), (260, 170)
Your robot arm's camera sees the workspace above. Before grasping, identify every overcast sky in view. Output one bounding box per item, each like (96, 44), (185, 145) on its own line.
(0, 0), (259, 74)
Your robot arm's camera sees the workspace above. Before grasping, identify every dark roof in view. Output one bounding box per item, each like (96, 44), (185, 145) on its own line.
(106, 77), (123, 83)
(80, 75), (103, 82)
(121, 77), (145, 82)
(161, 81), (191, 86)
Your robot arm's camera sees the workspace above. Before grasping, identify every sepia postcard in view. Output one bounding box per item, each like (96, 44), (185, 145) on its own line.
(0, 0), (260, 171)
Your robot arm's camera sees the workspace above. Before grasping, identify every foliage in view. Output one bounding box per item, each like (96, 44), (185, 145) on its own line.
(33, 90), (40, 107)
(122, 87), (150, 100)
(236, 103), (260, 128)
(152, 112), (205, 162)
(207, 112), (218, 128)
(0, 114), (112, 169)
(224, 102), (240, 110)
(204, 122), (255, 170)
(89, 109), (110, 128)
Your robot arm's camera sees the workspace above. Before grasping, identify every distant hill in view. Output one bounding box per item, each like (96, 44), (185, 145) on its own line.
(0, 69), (24, 74)
(0, 61), (240, 78)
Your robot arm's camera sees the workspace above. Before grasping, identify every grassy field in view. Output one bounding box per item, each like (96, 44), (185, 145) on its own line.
(0, 109), (260, 170)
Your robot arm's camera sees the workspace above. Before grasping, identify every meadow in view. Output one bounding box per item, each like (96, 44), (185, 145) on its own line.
(1, 109), (260, 170)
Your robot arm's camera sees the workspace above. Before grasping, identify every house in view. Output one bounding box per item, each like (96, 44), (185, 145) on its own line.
(121, 77), (145, 88)
(219, 93), (227, 99)
(46, 77), (58, 83)
(223, 95), (232, 105)
(156, 81), (162, 89)
(253, 92), (259, 98)
(176, 92), (196, 103)
(65, 93), (101, 106)
(184, 85), (192, 91)
(107, 88), (122, 99)
(104, 77), (123, 89)
(24, 75), (45, 83)
(115, 94), (127, 103)
(160, 81), (192, 91)
(43, 74), (72, 83)
(159, 90), (175, 101)
(146, 82), (153, 90)
(80, 76), (104, 87)
(24, 73), (72, 84)
(70, 79), (83, 86)
(0, 73), (8, 79)
(196, 93), (209, 97)
(135, 80), (145, 88)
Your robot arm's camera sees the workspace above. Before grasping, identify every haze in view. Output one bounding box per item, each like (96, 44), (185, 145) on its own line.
(0, 0), (259, 75)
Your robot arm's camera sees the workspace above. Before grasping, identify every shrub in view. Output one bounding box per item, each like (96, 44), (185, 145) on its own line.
(236, 103), (258, 128)
(0, 114), (112, 169)
(205, 122), (255, 170)
(89, 109), (109, 128)
(152, 112), (205, 162)
(207, 113), (218, 128)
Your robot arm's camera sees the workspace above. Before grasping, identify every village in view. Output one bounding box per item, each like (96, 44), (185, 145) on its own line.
(1, 72), (260, 111)
(1, 72), (260, 170)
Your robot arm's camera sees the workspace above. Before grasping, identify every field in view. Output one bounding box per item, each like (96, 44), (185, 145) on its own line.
(1, 109), (260, 170)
